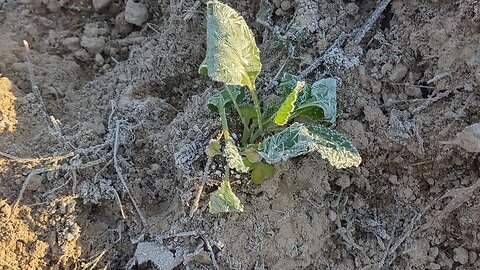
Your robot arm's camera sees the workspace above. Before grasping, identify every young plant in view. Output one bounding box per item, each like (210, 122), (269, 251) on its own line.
(200, 1), (361, 214)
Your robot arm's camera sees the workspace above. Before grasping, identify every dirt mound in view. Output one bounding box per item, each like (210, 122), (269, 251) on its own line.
(0, 0), (479, 269)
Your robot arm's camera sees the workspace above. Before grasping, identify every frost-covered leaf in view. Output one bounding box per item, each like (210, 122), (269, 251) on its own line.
(274, 81), (305, 126)
(255, 0), (274, 28)
(441, 123), (480, 153)
(279, 74), (338, 124)
(209, 180), (244, 214)
(298, 78), (337, 124)
(224, 139), (250, 173)
(207, 86), (244, 113)
(251, 162), (275, 185)
(199, 1), (261, 91)
(258, 122), (361, 169)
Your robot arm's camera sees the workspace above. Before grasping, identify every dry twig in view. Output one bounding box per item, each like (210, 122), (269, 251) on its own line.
(113, 120), (147, 227)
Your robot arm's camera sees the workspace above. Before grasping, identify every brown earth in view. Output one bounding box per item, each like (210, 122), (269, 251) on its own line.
(0, 0), (479, 269)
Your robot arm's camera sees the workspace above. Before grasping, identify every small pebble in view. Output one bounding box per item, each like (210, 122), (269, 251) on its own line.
(469, 251), (478, 265)
(275, 8), (287, 17)
(125, 0), (149, 26)
(388, 175), (398, 185)
(62, 37), (80, 52)
(93, 0), (112, 12)
(235, 174), (241, 179)
(328, 210), (337, 221)
(26, 175), (43, 191)
(80, 36), (105, 54)
(95, 53), (105, 66)
(345, 2), (359, 16)
(453, 246), (469, 265)
(335, 175), (351, 189)
(280, 0), (291, 11)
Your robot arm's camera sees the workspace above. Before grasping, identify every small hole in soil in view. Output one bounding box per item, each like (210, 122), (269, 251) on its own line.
(420, 83), (432, 98)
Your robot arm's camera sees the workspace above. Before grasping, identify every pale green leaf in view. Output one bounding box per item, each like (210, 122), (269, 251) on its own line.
(274, 81), (305, 125)
(209, 180), (244, 214)
(258, 122), (361, 169)
(224, 139), (250, 173)
(206, 139), (221, 157)
(251, 162), (275, 185)
(199, 1), (261, 91)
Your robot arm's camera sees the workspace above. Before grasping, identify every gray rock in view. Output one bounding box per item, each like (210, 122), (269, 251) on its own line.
(74, 49), (91, 62)
(62, 37), (80, 52)
(125, 0), (149, 26)
(95, 53), (105, 66)
(80, 36), (105, 54)
(389, 63), (408, 82)
(93, 0), (112, 12)
(453, 246), (469, 265)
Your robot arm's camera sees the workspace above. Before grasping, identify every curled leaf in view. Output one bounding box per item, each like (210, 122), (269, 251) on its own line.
(279, 74), (338, 124)
(224, 139), (250, 173)
(274, 81), (305, 126)
(199, 1), (261, 91)
(209, 180), (244, 214)
(258, 122), (361, 169)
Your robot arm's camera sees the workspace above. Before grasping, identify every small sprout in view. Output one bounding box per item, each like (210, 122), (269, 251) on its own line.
(206, 139), (221, 157)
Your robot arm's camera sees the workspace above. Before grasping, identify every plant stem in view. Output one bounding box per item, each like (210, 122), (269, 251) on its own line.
(248, 86), (263, 133)
(225, 86), (250, 143)
(219, 107), (231, 140)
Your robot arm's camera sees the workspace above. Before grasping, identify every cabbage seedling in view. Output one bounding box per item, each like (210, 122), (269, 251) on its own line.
(199, 1), (361, 214)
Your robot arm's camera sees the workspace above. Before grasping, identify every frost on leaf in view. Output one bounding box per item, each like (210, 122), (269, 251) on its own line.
(224, 139), (250, 173)
(209, 180), (244, 214)
(279, 73), (337, 124)
(274, 81), (305, 126)
(199, 1), (262, 91)
(207, 86), (243, 113)
(258, 122), (361, 169)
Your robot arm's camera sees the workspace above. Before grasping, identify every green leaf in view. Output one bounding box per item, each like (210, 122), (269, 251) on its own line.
(296, 78), (337, 124)
(279, 74), (338, 124)
(207, 86), (244, 113)
(258, 122), (361, 169)
(199, 1), (262, 91)
(274, 81), (305, 125)
(209, 180), (244, 214)
(238, 105), (258, 124)
(244, 148), (261, 163)
(206, 139), (221, 157)
(251, 162), (275, 185)
(224, 139), (250, 173)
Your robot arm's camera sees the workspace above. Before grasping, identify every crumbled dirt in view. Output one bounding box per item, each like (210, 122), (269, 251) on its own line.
(0, 0), (479, 269)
